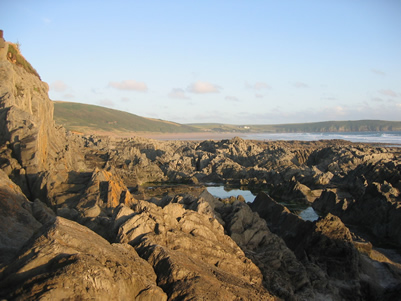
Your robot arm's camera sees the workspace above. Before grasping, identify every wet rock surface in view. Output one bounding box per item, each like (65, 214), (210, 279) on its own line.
(1, 41), (401, 300)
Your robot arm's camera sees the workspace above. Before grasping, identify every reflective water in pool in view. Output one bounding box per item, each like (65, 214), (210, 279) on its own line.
(206, 185), (319, 222)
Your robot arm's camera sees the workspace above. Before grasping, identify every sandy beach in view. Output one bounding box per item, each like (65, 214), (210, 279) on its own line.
(135, 131), (242, 140)
(83, 130), (243, 141)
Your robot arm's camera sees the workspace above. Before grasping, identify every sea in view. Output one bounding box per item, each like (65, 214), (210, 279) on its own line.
(242, 131), (401, 145)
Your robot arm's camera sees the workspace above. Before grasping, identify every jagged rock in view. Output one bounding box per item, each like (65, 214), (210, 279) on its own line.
(250, 192), (401, 300)
(66, 168), (137, 241)
(0, 217), (167, 300)
(313, 189), (352, 214)
(312, 167), (334, 185)
(215, 197), (313, 300)
(32, 198), (56, 224)
(115, 200), (274, 300)
(313, 181), (401, 247)
(77, 168), (135, 214)
(250, 192), (315, 253)
(308, 214), (359, 280)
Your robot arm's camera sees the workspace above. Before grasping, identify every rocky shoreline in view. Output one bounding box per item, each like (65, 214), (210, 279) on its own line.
(1, 41), (401, 300)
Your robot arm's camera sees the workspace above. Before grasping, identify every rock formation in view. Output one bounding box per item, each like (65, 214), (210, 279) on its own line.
(1, 36), (401, 300)
(0, 217), (167, 300)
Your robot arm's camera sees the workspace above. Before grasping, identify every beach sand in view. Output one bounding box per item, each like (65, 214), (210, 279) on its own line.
(135, 132), (242, 140)
(80, 130), (242, 141)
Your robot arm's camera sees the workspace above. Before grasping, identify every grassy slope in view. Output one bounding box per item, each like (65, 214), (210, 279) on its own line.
(53, 102), (200, 133)
(54, 102), (401, 134)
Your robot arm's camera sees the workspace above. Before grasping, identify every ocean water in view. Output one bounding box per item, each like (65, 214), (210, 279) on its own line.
(243, 131), (401, 145)
(206, 185), (319, 222)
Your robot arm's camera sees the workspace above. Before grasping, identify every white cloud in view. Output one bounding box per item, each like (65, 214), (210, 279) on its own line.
(168, 88), (190, 99)
(379, 89), (398, 97)
(293, 82), (309, 88)
(50, 80), (68, 92)
(187, 81), (221, 94)
(371, 69), (385, 76)
(254, 82), (271, 90)
(109, 80), (148, 92)
(225, 96), (239, 102)
(255, 94), (264, 98)
(320, 95), (337, 101)
(326, 105), (346, 116)
(245, 82), (271, 90)
(167, 101), (401, 125)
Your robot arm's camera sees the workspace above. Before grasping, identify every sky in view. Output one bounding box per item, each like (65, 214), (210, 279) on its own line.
(2, 0), (401, 125)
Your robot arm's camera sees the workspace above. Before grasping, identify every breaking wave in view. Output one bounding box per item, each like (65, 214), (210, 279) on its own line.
(244, 131), (401, 145)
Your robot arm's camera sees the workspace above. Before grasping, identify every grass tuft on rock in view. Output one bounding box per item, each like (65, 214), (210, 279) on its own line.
(7, 43), (41, 79)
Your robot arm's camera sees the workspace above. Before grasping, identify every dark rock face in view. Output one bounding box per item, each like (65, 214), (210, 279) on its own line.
(1, 40), (401, 300)
(251, 192), (401, 300)
(313, 158), (401, 247)
(214, 197), (313, 300)
(0, 169), (44, 264)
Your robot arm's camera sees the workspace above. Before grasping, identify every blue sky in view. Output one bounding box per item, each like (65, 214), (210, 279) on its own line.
(2, 0), (401, 124)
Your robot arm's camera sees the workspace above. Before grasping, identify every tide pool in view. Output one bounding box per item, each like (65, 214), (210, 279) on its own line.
(206, 185), (319, 222)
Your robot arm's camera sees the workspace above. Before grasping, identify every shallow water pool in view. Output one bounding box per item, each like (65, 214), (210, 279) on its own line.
(206, 185), (319, 222)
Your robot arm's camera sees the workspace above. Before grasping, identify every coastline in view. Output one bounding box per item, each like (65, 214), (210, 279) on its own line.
(135, 131), (242, 140)
(71, 129), (401, 145)
(84, 130), (243, 141)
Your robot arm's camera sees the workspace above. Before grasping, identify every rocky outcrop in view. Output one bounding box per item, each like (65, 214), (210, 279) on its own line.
(251, 192), (401, 300)
(0, 42), (87, 202)
(0, 217), (166, 300)
(214, 197), (313, 300)
(114, 198), (275, 300)
(313, 156), (401, 246)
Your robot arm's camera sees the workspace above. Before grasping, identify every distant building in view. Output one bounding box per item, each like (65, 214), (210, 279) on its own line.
(0, 30), (5, 48)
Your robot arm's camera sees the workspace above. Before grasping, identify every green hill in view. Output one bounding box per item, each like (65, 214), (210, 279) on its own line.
(190, 120), (401, 133)
(53, 102), (200, 134)
(54, 102), (401, 135)
(266, 120), (401, 133)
